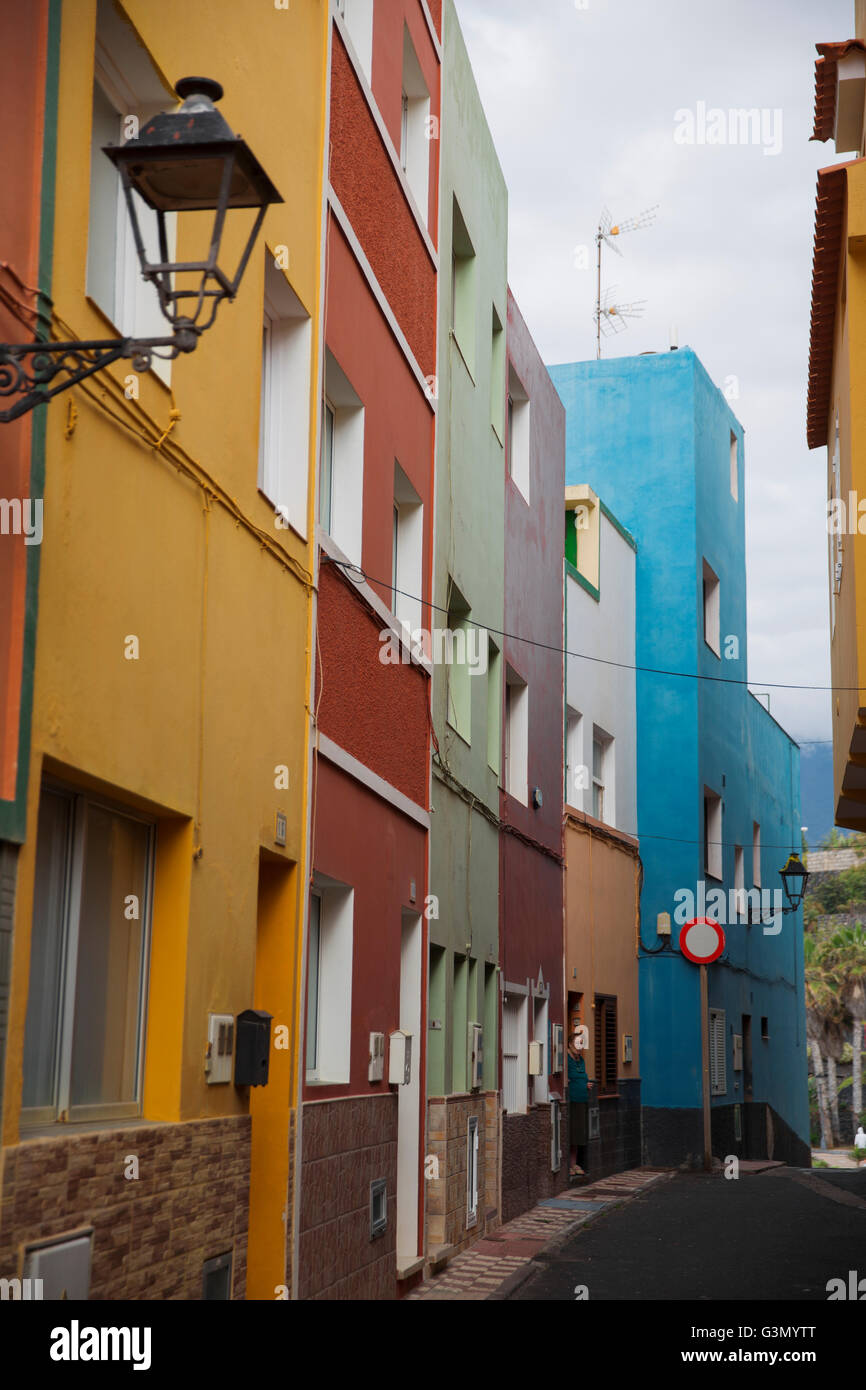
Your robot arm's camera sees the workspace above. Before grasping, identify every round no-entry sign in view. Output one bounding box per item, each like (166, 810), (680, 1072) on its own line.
(679, 917), (725, 965)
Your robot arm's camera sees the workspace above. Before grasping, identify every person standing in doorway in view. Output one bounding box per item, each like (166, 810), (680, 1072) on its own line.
(568, 1030), (589, 1177)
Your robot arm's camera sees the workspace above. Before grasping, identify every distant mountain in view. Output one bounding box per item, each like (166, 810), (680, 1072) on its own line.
(800, 742), (835, 851)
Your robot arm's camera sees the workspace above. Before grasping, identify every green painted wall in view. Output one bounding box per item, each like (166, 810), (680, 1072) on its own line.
(428, 0), (507, 1097)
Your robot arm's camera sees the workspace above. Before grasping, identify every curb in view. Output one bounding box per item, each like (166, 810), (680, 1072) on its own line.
(487, 1169), (676, 1301)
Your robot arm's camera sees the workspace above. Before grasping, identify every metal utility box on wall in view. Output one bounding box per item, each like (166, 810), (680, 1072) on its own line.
(389, 1029), (412, 1085)
(205, 1013), (234, 1084)
(468, 1022), (483, 1090)
(551, 1023), (564, 1073)
(368, 1031), (385, 1082)
(235, 1009), (272, 1087)
(528, 1039), (544, 1076)
(733, 1034), (743, 1071)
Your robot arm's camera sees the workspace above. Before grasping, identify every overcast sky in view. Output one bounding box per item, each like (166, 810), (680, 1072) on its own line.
(454, 0), (853, 749)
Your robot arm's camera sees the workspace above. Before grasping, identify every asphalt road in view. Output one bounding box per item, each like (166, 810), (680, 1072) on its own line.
(509, 1168), (866, 1301)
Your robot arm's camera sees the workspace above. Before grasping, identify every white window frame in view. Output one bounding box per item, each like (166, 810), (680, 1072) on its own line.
(21, 783), (154, 1127)
(305, 879), (354, 1085)
(466, 1116), (479, 1229)
(507, 363), (530, 503)
(339, 0), (374, 86)
(400, 25), (431, 222)
(258, 257), (312, 538)
(505, 667), (528, 806)
(734, 844), (745, 919)
(393, 461), (423, 636)
(703, 559), (720, 657)
(88, 4), (177, 386)
(704, 788), (723, 881)
(320, 351), (365, 565)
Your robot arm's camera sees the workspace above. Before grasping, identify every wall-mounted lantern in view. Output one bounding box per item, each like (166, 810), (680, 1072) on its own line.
(0, 77), (282, 423)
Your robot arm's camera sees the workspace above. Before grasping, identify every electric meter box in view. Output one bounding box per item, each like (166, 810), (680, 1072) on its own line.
(235, 1008), (273, 1087)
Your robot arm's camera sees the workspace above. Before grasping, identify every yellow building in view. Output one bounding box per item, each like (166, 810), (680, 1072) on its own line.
(0, 0), (328, 1300)
(807, 11), (866, 831)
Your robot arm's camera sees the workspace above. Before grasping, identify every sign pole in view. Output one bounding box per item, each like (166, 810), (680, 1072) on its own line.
(700, 963), (712, 1172)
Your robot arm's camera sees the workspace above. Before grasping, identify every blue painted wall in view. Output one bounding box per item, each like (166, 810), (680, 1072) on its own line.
(548, 350), (809, 1149)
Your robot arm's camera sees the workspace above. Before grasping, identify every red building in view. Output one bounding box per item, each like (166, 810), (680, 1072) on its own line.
(299, 0), (441, 1299)
(499, 290), (567, 1219)
(0, 0), (56, 1141)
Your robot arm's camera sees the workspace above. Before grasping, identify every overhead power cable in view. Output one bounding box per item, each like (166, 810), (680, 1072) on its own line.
(323, 555), (844, 694)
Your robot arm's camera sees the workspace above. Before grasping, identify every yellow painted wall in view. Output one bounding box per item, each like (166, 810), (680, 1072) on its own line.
(830, 163), (866, 825)
(2, 0), (329, 1301)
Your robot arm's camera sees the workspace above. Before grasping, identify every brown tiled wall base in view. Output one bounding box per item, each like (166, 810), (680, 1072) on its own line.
(283, 1107), (296, 1298)
(299, 1094), (397, 1300)
(0, 1116), (251, 1299)
(501, 1103), (568, 1224)
(426, 1092), (500, 1258)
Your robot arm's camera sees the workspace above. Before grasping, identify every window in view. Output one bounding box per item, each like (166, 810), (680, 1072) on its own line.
(753, 821), (761, 888)
(446, 582), (472, 744)
(87, 0), (177, 385)
(259, 256), (313, 537)
(202, 1252), (232, 1301)
(734, 844), (744, 918)
(486, 637), (501, 774)
(506, 364), (530, 502)
(400, 27), (431, 219)
(566, 707), (583, 809)
(704, 788), (722, 880)
(591, 726), (613, 825)
(761, 1015), (769, 1041)
(730, 431), (738, 502)
(702, 559), (720, 656)
(532, 996), (548, 1105)
(504, 666), (528, 805)
(339, 0), (374, 84)
(370, 1178), (387, 1238)
(22, 784), (154, 1125)
(491, 306), (505, 439)
(305, 894), (321, 1074)
(392, 462), (423, 635)
(594, 994), (618, 1097)
(320, 351), (364, 564)
(450, 198), (476, 374)
(466, 1116), (479, 1228)
(305, 879), (353, 1084)
(709, 1008), (726, 1095)
(502, 993), (528, 1115)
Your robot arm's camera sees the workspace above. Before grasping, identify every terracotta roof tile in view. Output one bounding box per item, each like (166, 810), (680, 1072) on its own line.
(811, 40), (866, 143)
(807, 160), (861, 450)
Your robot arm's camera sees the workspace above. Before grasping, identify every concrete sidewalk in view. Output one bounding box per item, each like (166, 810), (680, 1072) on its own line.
(406, 1167), (673, 1301)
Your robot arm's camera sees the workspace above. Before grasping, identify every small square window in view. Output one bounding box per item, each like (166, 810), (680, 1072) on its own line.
(761, 1016), (769, 1041)
(370, 1178), (387, 1239)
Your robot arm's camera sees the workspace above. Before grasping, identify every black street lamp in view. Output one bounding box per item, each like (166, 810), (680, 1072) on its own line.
(779, 852), (809, 912)
(0, 77), (282, 423)
(743, 850), (811, 925)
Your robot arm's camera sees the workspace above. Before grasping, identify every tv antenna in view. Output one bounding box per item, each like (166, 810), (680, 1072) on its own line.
(597, 287), (647, 339)
(595, 204), (658, 358)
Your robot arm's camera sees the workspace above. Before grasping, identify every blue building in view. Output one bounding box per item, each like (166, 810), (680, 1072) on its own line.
(549, 349), (810, 1168)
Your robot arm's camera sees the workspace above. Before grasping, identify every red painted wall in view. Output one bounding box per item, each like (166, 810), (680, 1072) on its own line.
(500, 290), (566, 1069)
(329, 30), (438, 377)
(317, 560), (429, 808)
(305, 755), (427, 1102)
(324, 219), (434, 624)
(0, 0), (48, 807)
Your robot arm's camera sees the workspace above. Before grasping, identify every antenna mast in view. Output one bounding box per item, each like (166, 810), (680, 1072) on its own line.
(594, 204), (658, 359)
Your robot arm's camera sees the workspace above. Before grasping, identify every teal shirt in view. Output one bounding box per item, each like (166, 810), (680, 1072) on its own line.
(568, 1052), (588, 1102)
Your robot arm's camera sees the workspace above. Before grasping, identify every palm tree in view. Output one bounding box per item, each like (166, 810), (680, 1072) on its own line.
(826, 922), (866, 1136)
(804, 931), (841, 1150)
